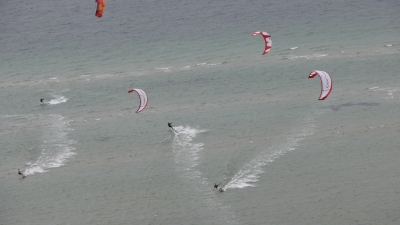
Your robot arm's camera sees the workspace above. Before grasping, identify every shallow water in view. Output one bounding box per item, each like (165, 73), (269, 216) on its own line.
(1, 0), (400, 225)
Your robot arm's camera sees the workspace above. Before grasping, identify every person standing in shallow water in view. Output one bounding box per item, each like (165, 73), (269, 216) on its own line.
(18, 169), (25, 178)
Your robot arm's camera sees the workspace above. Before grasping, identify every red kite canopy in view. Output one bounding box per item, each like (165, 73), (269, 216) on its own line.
(95, 0), (106, 18)
(252, 31), (272, 55)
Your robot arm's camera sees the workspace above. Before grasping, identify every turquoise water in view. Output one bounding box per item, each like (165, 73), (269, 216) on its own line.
(1, 0), (400, 225)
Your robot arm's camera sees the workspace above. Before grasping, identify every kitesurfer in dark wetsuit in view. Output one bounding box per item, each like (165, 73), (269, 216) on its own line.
(168, 122), (175, 131)
(214, 183), (221, 189)
(18, 168), (25, 178)
(40, 98), (44, 103)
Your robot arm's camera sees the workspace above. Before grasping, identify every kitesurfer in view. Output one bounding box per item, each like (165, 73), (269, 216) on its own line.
(18, 168), (25, 178)
(214, 183), (221, 189)
(168, 122), (175, 131)
(40, 98), (44, 103)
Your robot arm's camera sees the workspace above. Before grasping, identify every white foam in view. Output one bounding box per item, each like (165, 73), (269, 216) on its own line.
(156, 67), (171, 72)
(96, 74), (114, 79)
(23, 115), (76, 176)
(48, 95), (68, 105)
(290, 47), (298, 50)
(173, 126), (205, 171)
(155, 62), (221, 74)
(47, 77), (59, 83)
(288, 54), (328, 60)
(181, 65), (191, 70)
(196, 62), (221, 67)
(205, 63), (221, 66)
(369, 86), (399, 99)
(1, 114), (27, 118)
(172, 126), (237, 224)
(224, 117), (315, 190)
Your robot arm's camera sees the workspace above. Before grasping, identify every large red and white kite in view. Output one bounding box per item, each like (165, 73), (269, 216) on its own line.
(128, 89), (148, 113)
(252, 31), (272, 55)
(308, 70), (332, 100)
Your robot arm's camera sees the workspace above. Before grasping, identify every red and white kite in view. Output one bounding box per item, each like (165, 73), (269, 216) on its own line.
(128, 89), (148, 113)
(252, 31), (272, 55)
(308, 70), (332, 100)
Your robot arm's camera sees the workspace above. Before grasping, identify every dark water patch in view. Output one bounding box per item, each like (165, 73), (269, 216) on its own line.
(326, 102), (380, 111)
(96, 136), (112, 142)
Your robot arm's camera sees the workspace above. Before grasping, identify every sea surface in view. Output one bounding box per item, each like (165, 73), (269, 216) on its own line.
(1, 0), (400, 225)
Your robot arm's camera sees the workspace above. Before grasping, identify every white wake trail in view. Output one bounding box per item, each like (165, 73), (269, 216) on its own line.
(224, 117), (316, 190)
(172, 126), (238, 225)
(24, 114), (76, 175)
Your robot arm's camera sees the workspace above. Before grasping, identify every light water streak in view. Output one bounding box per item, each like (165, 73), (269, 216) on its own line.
(224, 117), (316, 190)
(172, 126), (238, 225)
(24, 114), (76, 175)
(369, 86), (400, 100)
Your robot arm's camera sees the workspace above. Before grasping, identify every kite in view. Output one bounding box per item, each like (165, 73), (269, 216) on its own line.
(308, 70), (332, 100)
(95, 0), (106, 18)
(128, 89), (148, 113)
(252, 31), (272, 55)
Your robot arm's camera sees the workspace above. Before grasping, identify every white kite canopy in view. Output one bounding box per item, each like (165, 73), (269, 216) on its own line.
(308, 70), (332, 100)
(128, 89), (148, 113)
(252, 31), (272, 55)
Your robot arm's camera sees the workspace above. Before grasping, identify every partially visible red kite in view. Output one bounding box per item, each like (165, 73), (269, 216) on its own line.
(95, 0), (106, 18)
